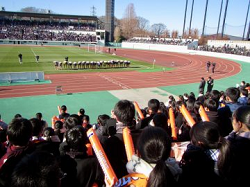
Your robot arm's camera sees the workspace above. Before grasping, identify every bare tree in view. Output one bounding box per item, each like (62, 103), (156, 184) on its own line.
(135, 16), (150, 37)
(171, 30), (179, 38)
(192, 28), (199, 39)
(114, 26), (122, 42)
(151, 23), (166, 38)
(137, 16), (149, 31)
(21, 7), (54, 13)
(120, 3), (138, 39)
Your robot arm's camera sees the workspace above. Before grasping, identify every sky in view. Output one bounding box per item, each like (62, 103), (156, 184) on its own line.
(0, 0), (249, 37)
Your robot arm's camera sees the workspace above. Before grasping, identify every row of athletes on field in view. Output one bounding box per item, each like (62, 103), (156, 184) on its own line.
(53, 58), (131, 70)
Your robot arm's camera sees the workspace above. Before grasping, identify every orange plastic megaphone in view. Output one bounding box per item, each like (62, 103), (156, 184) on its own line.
(87, 128), (118, 186)
(123, 127), (135, 161)
(133, 101), (144, 120)
(169, 108), (177, 140)
(179, 104), (196, 127)
(199, 105), (210, 122)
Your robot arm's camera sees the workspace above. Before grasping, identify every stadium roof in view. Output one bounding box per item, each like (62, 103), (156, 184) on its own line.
(0, 10), (98, 21)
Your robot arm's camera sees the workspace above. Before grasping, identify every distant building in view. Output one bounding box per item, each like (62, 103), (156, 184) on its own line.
(105, 0), (115, 42)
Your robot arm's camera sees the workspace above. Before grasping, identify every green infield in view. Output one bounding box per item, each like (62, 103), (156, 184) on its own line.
(0, 45), (171, 74)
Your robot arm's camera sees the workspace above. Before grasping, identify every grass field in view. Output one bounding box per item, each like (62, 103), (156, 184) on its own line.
(0, 45), (171, 74)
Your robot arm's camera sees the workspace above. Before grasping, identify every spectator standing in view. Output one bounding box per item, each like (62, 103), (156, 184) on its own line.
(206, 61), (211, 72)
(199, 77), (206, 94)
(211, 62), (216, 73)
(207, 77), (214, 93)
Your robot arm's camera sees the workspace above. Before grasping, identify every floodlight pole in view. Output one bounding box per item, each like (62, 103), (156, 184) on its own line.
(217, 0), (223, 38)
(202, 0), (209, 37)
(182, 0), (189, 38)
(221, 0), (229, 38)
(242, 0), (250, 40)
(189, 0), (195, 36)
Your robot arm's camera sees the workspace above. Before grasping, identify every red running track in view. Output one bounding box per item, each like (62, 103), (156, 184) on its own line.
(0, 49), (241, 98)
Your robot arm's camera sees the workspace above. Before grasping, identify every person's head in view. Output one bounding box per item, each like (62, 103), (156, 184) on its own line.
(82, 115), (90, 124)
(30, 118), (44, 137)
(159, 102), (168, 115)
(204, 99), (219, 111)
(137, 127), (174, 187)
(178, 95), (184, 102)
(7, 118), (32, 146)
(240, 88), (248, 97)
(241, 81), (246, 86)
(148, 99), (160, 114)
(209, 90), (221, 103)
(14, 114), (22, 119)
(232, 106), (250, 132)
(64, 115), (82, 130)
(36, 112), (43, 120)
(225, 87), (240, 103)
(54, 120), (63, 131)
(43, 127), (55, 141)
(61, 105), (67, 113)
(152, 113), (168, 129)
(186, 99), (195, 112)
(65, 125), (87, 156)
(113, 100), (135, 126)
(78, 108), (85, 116)
(201, 77), (204, 80)
(11, 151), (61, 187)
(190, 121), (223, 149)
(97, 114), (110, 126)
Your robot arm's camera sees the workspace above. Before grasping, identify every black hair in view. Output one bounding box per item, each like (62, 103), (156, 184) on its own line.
(79, 108), (85, 115)
(137, 127), (175, 187)
(65, 125), (87, 156)
(190, 121), (230, 171)
(97, 114), (110, 126)
(225, 87), (240, 103)
(54, 120), (63, 130)
(36, 112), (42, 120)
(113, 100), (135, 126)
(153, 113), (168, 130)
(232, 106), (250, 129)
(14, 114), (22, 119)
(7, 118), (32, 146)
(64, 115), (82, 130)
(148, 99), (160, 114)
(11, 151), (60, 187)
(29, 118), (43, 137)
(204, 98), (218, 111)
(61, 105), (67, 112)
(209, 90), (221, 103)
(240, 88), (248, 97)
(43, 127), (55, 137)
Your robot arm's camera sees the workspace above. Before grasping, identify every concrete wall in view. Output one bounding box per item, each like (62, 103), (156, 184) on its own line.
(121, 42), (250, 63)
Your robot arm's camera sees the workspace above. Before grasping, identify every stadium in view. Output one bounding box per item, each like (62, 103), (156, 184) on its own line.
(0, 0), (250, 186)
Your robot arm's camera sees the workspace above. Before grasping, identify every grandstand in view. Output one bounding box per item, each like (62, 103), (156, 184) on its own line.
(0, 10), (106, 46)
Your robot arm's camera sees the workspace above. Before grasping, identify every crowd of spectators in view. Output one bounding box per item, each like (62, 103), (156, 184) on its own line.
(0, 19), (96, 42)
(198, 44), (250, 57)
(126, 37), (193, 46)
(0, 81), (249, 186)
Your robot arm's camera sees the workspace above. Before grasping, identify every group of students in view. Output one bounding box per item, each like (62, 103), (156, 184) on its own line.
(0, 83), (250, 186)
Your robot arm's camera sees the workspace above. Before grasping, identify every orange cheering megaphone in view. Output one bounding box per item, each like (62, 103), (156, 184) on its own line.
(133, 101), (145, 120)
(123, 127), (135, 161)
(199, 105), (210, 122)
(169, 108), (177, 140)
(179, 104), (196, 127)
(87, 128), (118, 186)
